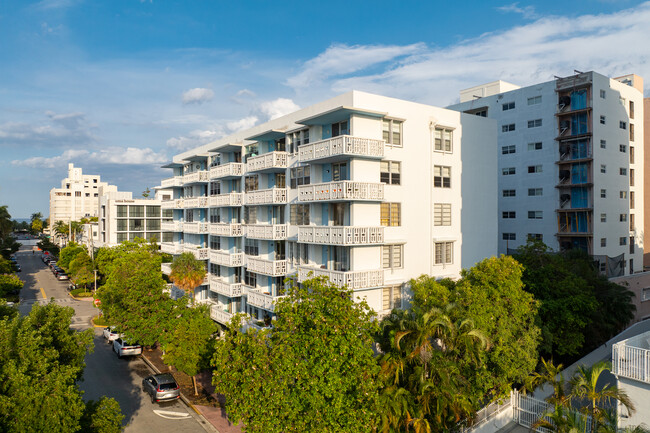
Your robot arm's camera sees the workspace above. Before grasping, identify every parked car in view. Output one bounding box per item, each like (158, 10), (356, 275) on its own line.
(57, 273), (68, 280)
(102, 327), (122, 342)
(12, 264), (21, 272)
(142, 373), (181, 403)
(9, 256), (17, 263)
(113, 338), (142, 359)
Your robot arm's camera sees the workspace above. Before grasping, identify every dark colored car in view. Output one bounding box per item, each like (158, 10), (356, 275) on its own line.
(142, 373), (181, 403)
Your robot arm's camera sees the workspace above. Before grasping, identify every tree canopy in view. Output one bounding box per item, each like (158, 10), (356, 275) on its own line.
(59, 242), (86, 271)
(169, 252), (206, 304)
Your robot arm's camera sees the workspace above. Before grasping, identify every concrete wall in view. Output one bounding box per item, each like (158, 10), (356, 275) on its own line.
(611, 271), (650, 323)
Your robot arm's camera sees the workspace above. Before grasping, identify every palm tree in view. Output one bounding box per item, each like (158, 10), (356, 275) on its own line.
(169, 252), (206, 305)
(69, 221), (83, 243)
(524, 358), (571, 406)
(52, 220), (69, 244)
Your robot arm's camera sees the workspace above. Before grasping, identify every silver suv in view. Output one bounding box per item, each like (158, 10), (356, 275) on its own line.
(112, 338), (142, 359)
(142, 373), (181, 403)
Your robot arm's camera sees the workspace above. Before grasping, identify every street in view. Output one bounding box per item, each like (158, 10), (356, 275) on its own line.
(14, 246), (210, 433)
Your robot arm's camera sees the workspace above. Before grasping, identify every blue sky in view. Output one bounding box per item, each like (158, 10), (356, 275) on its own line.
(0, 0), (648, 218)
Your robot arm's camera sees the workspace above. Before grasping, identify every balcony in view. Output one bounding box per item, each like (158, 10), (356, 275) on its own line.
(244, 224), (288, 240)
(246, 151), (288, 173)
(160, 242), (183, 255)
(246, 256), (288, 276)
(182, 171), (209, 184)
(298, 181), (384, 202)
(210, 305), (234, 326)
(209, 193), (243, 207)
(209, 162), (244, 179)
(161, 221), (183, 232)
(209, 275), (243, 297)
(209, 250), (244, 267)
(183, 197), (209, 208)
(298, 135), (385, 163)
(183, 222), (209, 234)
(161, 263), (171, 275)
(183, 245), (209, 260)
(161, 177), (183, 188)
(612, 331), (650, 384)
(298, 226), (384, 245)
(244, 287), (286, 313)
(209, 223), (243, 237)
(160, 200), (175, 209)
(245, 188), (288, 205)
(297, 266), (384, 290)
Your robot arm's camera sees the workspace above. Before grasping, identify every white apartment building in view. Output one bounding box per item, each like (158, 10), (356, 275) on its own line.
(49, 163), (118, 224)
(159, 90), (497, 326)
(449, 71), (644, 276)
(612, 329), (650, 428)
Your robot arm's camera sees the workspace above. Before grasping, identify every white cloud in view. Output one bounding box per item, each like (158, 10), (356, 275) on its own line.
(166, 129), (222, 151)
(286, 43), (425, 89)
(34, 0), (81, 10)
(12, 146), (167, 168)
(0, 111), (95, 147)
(182, 87), (215, 105)
(258, 98), (300, 120)
(226, 116), (258, 132)
(496, 3), (538, 19)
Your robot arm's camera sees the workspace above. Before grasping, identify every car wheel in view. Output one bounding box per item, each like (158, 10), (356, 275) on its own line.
(151, 394), (156, 404)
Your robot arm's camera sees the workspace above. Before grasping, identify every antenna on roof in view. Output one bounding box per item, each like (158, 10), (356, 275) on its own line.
(473, 95), (482, 99)
(574, 69), (584, 74)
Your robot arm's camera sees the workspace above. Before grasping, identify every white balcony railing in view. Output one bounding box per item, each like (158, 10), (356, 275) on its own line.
(298, 226), (384, 245)
(209, 162), (244, 179)
(161, 263), (171, 275)
(298, 135), (385, 162)
(612, 333), (650, 384)
(183, 197), (209, 208)
(246, 151), (288, 172)
(183, 245), (209, 260)
(161, 176), (183, 188)
(244, 224), (288, 240)
(209, 193), (243, 207)
(298, 181), (383, 202)
(245, 288), (287, 313)
(209, 223), (243, 237)
(183, 222), (209, 234)
(245, 188), (288, 205)
(297, 266), (384, 290)
(210, 305), (234, 325)
(209, 250), (244, 267)
(182, 171), (209, 184)
(209, 275), (243, 297)
(246, 256), (288, 276)
(160, 242), (183, 255)
(160, 200), (175, 209)
(174, 199), (185, 209)
(161, 221), (183, 232)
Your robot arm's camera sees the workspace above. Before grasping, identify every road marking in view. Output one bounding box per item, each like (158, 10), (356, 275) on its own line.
(40, 288), (47, 299)
(153, 410), (191, 420)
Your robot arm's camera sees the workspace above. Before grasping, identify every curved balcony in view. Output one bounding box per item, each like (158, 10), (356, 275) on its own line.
(209, 223), (243, 237)
(183, 197), (209, 208)
(161, 177), (183, 188)
(245, 256), (287, 276)
(244, 287), (286, 313)
(183, 245), (209, 260)
(245, 188), (288, 205)
(210, 305), (234, 326)
(298, 135), (384, 163)
(246, 151), (288, 173)
(298, 181), (384, 202)
(298, 226), (384, 245)
(209, 193), (243, 207)
(209, 250), (244, 267)
(297, 266), (384, 290)
(183, 222), (209, 234)
(210, 162), (244, 180)
(209, 275), (243, 297)
(161, 221), (183, 232)
(160, 242), (183, 255)
(182, 171), (209, 184)
(244, 224), (288, 240)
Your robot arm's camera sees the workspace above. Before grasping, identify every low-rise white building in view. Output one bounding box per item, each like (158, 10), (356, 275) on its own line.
(159, 90), (497, 325)
(612, 330), (650, 428)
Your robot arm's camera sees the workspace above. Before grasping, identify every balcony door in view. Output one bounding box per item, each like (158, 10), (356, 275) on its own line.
(328, 246), (349, 272)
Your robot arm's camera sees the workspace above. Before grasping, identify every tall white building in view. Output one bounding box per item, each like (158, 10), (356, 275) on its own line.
(449, 71), (644, 276)
(49, 163), (117, 224)
(159, 90), (497, 325)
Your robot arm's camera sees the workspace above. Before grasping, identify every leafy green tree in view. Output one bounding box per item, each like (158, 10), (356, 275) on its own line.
(0, 299), (18, 320)
(69, 250), (95, 289)
(53, 220), (69, 244)
(0, 206), (12, 239)
(142, 187), (151, 198)
(30, 212), (44, 235)
(0, 274), (23, 298)
(59, 242), (86, 271)
(0, 257), (14, 274)
(163, 304), (217, 395)
(80, 397), (124, 433)
(37, 237), (60, 255)
(95, 238), (159, 283)
(212, 277), (381, 433)
(169, 252), (206, 305)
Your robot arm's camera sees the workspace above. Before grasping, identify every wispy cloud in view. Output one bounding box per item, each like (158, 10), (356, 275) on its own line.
(496, 3), (538, 20)
(166, 129), (223, 151)
(182, 87), (215, 105)
(0, 111), (96, 147)
(33, 0), (82, 10)
(258, 98), (300, 120)
(12, 146), (167, 168)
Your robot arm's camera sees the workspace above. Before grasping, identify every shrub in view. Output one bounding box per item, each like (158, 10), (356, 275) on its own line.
(71, 289), (93, 298)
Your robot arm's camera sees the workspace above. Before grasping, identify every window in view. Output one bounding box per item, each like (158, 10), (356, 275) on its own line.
(630, 123), (635, 141)
(503, 189), (516, 197)
(600, 140), (606, 149)
(382, 119), (402, 146)
(502, 145), (516, 154)
(381, 203), (401, 226)
(116, 233), (127, 243)
(528, 142), (542, 151)
(630, 191), (635, 209)
(620, 168), (627, 176)
(620, 191), (628, 199)
(473, 109), (487, 117)
(434, 128), (453, 152)
(528, 211), (543, 219)
(244, 270), (257, 287)
(332, 120), (349, 137)
(502, 123), (515, 132)
(601, 238), (607, 247)
(117, 206), (127, 217)
(502, 233), (516, 241)
(643, 288), (650, 302)
(75, 191), (81, 197)
(600, 213), (606, 223)
(210, 236), (221, 251)
(502, 101), (515, 111)
(434, 166), (451, 187)
(116, 220), (127, 231)
(244, 206), (257, 224)
(630, 169), (635, 186)
(288, 128), (310, 153)
(528, 234), (543, 241)
(380, 161), (401, 185)
(275, 173), (286, 188)
(245, 239), (259, 256)
(600, 89), (606, 98)
(528, 188), (543, 196)
(147, 219), (160, 230)
(601, 189), (606, 198)
(382, 245), (403, 269)
(619, 121), (627, 130)
(382, 286), (402, 310)
(630, 100), (635, 119)
(528, 165), (542, 173)
(146, 206), (160, 217)
(630, 146), (635, 163)
(600, 165), (606, 174)
(620, 237), (627, 246)
(433, 241), (453, 265)
(600, 116), (606, 125)
(502, 167), (516, 176)
(502, 211), (516, 219)
(434, 204), (452, 226)
(289, 166), (310, 188)
(527, 119), (542, 128)
(129, 219), (144, 231)
(331, 162), (348, 182)
(620, 214), (628, 222)
(290, 204), (310, 225)
(620, 144), (626, 153)
(527, 96), (542, 105)
(245, 175), (258, 192)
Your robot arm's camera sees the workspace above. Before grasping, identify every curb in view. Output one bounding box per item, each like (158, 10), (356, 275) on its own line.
(140, 353), (220, 433)
(67, 291), (94, 302)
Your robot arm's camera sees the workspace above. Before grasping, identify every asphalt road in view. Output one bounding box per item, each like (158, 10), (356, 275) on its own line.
(14, 246), (209, 433)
